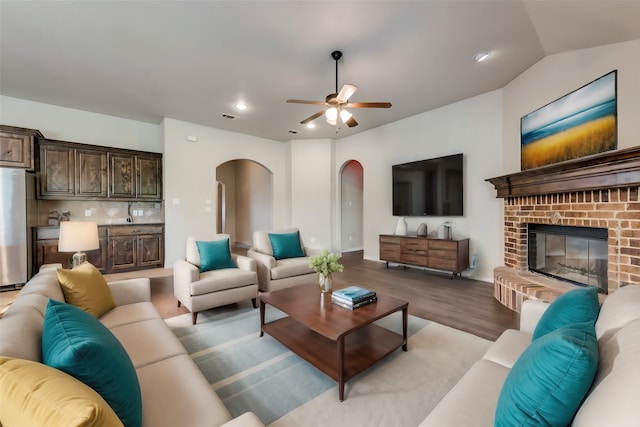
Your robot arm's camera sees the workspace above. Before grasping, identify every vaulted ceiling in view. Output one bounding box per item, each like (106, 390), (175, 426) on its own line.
(1, 1), (639, 142)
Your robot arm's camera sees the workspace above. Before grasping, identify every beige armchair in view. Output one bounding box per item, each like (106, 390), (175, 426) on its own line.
(247, 228), (320, 292)
(173, 235), (258, 324)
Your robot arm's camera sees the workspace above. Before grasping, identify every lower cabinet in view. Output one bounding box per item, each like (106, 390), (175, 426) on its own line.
(379, 234), (469, 278)
(34, 224), (163, 274)
(107, 225), (164, 272)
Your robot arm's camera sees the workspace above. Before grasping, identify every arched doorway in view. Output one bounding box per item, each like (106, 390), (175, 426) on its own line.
(340, 160), (364, 257)
(216, 159), (272, 249)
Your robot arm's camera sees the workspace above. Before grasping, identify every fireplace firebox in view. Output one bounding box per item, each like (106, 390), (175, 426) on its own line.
(528, 224), (608, 294)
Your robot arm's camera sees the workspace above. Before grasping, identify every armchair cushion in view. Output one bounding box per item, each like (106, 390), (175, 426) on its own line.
(191, 269), (258, 296)
(268, 231), (305, 260)
(196, 239), (236, 272)
(56, 262), (115, 318)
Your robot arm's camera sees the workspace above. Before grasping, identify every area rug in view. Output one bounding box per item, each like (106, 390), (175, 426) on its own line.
(166, 305), (491, 426)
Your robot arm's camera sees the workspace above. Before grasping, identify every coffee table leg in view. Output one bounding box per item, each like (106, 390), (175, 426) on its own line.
(338, 337), (345, 401)
(402, 306), (408, 351)
(259, 300), (266, 337)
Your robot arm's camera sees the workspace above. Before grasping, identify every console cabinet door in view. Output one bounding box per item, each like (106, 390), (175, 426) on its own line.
(76, 148), (108, 198)
(136, 154), (162, 199)
(38, 143), (75, 198)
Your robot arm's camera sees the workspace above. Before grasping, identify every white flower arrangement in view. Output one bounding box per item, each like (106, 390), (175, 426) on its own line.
(308, 249), (344, 277)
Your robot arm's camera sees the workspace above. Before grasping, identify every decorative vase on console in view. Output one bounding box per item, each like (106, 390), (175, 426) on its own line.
(395, 217), (408, 235)
(308, 249), (344, 293)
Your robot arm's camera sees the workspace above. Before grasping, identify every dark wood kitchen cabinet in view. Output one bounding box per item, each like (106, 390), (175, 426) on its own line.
(0, 125), (43, 170)
(34, 225), (163, 274)
(36, 138), (162, 201)
(107, 225), (164, 272)
(34, 226), (108, 272)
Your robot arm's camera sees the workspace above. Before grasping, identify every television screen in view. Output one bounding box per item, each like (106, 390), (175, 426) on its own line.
(392, 153), (463, 216)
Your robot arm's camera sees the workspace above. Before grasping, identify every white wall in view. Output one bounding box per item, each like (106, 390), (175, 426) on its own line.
(0, 96), (161, 152)
(235, 159), (272, 246)
(162, 118), (288, 266)
(502, 39), (640, 172)
(336, 90), (504, 282)
(290, 139), (334, 250)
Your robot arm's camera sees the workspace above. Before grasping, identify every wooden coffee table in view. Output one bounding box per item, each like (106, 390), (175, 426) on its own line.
(259, 284), (408, 401)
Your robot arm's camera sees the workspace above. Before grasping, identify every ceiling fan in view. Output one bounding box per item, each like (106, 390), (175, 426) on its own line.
(287, 51), (392, 128)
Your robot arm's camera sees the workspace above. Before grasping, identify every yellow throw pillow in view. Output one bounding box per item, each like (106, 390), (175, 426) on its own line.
(0, 357), (124, 427)
(57, 263), (115, 318)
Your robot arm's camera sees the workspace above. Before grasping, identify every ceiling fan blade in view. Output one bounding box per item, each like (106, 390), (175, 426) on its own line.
(300, 110), (325, 125)
(345, 116), (358, 128)
(346, 102), (392, 108)
(336, 84), (358, 103)
(287, 99), (326, 105)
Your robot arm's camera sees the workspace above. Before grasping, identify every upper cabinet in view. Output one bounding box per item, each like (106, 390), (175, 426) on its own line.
(36, 138), (162, 201)
(0, 125), (43, 170)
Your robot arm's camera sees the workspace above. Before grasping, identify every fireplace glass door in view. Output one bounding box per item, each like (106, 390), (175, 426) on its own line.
(528, 224), (608, 293)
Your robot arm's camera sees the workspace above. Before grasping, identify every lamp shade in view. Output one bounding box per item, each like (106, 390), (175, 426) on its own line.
(58, 221), (99, 252)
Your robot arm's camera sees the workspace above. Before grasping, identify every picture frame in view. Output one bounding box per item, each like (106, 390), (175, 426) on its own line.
(520, 70), (617, 170)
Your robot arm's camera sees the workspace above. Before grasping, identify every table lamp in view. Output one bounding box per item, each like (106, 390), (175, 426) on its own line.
(58, 221), (99, 268)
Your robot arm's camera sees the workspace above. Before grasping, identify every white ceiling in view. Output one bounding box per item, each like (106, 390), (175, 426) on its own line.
(1, 1), (639, 142)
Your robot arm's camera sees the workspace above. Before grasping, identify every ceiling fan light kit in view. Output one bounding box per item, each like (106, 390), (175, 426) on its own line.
(287, 50), (391, 130)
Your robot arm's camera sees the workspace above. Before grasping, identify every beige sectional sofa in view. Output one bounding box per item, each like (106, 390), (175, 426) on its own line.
(0, 264), (264, 427)
(420, 284), (640, 426)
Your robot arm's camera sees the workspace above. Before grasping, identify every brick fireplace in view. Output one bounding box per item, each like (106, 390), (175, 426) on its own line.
(487, 147), (640, 312)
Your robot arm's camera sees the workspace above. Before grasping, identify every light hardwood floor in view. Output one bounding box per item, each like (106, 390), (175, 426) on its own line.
(150, 251), (519, 341)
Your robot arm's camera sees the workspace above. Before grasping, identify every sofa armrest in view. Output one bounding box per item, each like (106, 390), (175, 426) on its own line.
(220, 412), (265, 427)
(234, 254), (257, 272)
(107, 278), (151, 306)
(519, 299), (550, 333)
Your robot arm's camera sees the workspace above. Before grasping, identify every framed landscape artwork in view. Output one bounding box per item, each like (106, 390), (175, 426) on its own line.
(520, 70), (617, 170)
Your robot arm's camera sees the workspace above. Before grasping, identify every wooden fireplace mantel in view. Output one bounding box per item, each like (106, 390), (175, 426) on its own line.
(486, 146), (640, 198)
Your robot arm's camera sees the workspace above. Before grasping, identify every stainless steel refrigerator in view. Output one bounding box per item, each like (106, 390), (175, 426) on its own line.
(0, 168), (36, 289)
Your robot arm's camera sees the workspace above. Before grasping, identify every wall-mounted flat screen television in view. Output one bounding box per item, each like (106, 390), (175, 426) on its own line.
(392, 153), (463, 216)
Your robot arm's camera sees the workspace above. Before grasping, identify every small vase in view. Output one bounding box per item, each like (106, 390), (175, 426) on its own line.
(318, 273), (332, 293)
(395, 217), (408, 235)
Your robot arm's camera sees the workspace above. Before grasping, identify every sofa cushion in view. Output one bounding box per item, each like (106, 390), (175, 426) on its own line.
(532, 286), (599, 340)
(57, 262), (116, 318)
(42, 300), (142, 427)
(573, 317), (640, 426)
(495, 321), (598, 427)
(270, 257), (314, 280)
(595, 283), (640, 340)
(269, 231), (305, 260)
(0, 357), (124, 427)
(98, 301), (161, 329)
(136, 354), (232, 427)
(0, 294), (49, 361)
(191, 269), (258, 295)
(197, 238), (237, 272)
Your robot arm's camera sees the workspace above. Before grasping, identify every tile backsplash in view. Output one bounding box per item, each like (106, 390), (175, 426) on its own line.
(37, 200), (164, 226)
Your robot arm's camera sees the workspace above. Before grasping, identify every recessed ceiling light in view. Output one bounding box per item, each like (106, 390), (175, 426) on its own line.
(472, 50), (490, 63)
(235, 103), (248, 110)
(306, 123), (315, 129)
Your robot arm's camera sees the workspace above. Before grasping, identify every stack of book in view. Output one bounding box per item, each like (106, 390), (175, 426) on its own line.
(331, 286), (377, 310)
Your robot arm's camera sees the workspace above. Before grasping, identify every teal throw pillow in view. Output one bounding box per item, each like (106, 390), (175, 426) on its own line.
(196, 239), (236, 272)
(268, 231), (305, 260)
(533, 286), (600, 340)
(42, 300), (142, 427)
(495, 321), (598, 427)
